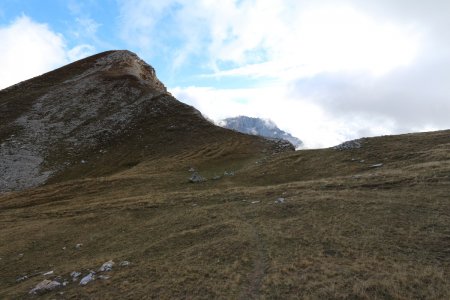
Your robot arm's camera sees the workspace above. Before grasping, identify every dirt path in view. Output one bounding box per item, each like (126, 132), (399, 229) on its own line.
(236, 205), (269, 299)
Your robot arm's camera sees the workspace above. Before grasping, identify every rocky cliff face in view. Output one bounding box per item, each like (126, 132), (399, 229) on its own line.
(0, 51), (168, 192)
(219, 116), (303, 148)
(0, 51), (291, 193)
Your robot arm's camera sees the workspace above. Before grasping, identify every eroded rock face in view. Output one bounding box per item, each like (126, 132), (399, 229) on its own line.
(94, 50), (167, 93)
(0, 51), (168, 193)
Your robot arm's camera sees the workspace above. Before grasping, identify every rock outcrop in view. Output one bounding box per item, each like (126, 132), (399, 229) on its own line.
(219, 116), (303, 149)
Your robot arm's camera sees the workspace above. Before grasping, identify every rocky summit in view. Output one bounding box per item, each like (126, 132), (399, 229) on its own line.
(0, 51), (449, 299)
(220, 116), (303, 149)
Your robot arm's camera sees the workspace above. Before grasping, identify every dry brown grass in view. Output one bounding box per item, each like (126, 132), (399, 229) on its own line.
(0, 129), (449, 299)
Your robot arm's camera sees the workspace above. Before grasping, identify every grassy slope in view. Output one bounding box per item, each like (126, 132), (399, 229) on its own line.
(0, 129), (449, 299)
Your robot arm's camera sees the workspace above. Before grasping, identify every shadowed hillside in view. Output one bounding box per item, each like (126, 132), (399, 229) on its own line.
(0, 51), (449, 299)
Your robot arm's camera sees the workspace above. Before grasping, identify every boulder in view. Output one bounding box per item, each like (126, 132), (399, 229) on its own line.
(29, 279), (61, 295)
(119, 261), (130, 267)
(99, 260), (115, 272)
(275, 197), (285, 204)
(79, 273), (95, 286)
(70, 271), (81, 281)
(189, 172), (206, 183)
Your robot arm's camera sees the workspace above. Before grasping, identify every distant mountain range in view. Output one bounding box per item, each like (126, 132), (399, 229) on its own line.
(219, 116), (303, 148)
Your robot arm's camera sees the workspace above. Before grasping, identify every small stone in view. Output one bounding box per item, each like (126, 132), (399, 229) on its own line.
(42, 271), (54, 276)
(62, 281), (69, 286)
(16, 275), (28, 282)
(75, 243), (83, 249)
(99, 260), (115, 272)
(29, 279), (61, 295)
(81, 160), (87, 164)
(18, 253), (24, 258)
(275, 198), (285, 204)
(188, 167), (195, 172)
(212, 175), (221, 180)
(62, 247), (66, 250)
(251, 200), (260, 204)
(98, 275), (110, 280)
(370, 163), (383, 168)
(70, 271), (81, 281)
(79, 273), (95, 286)
(224, 171), (235, 176)
(189, 172), (206, 183)
(119, 261), (130, 267)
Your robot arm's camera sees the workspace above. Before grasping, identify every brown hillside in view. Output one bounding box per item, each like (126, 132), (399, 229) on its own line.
(0, 50), (290, 193)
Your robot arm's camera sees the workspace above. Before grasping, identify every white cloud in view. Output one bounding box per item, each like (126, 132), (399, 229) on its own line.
(118, 1), (178, 53)
(67, 44), (96, 61)
(118, 1), (421, 78)
(170, 84), (397, 148)
(66, 1), (105, 49)
(0, 16), (68, 89)
(118, 1), (450, 148)
(0, 16), (95, 90)
(74, 17), (101, 39)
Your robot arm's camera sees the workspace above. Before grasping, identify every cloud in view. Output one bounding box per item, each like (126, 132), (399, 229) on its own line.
(67, 44), (96, 61)
(118, 1), (421, 77)
(292, 63), (450, 132)
(170, 84), (370, 148)
(0, 16), (68, 89)
(0, 16), (97, 90)
(66, 1), (104, 50)
(118, 0), (450, 148)
(117, 1), (180, 54)
(73, 17), (101, 40)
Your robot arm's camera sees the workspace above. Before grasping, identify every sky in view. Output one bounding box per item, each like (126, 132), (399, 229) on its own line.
(1, 0), (449, 148)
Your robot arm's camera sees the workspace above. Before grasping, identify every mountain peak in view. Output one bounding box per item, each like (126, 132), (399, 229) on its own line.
(0, 51), (289, 193)
(220, 116), (303, 148)
(76, 50), (167, 94)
